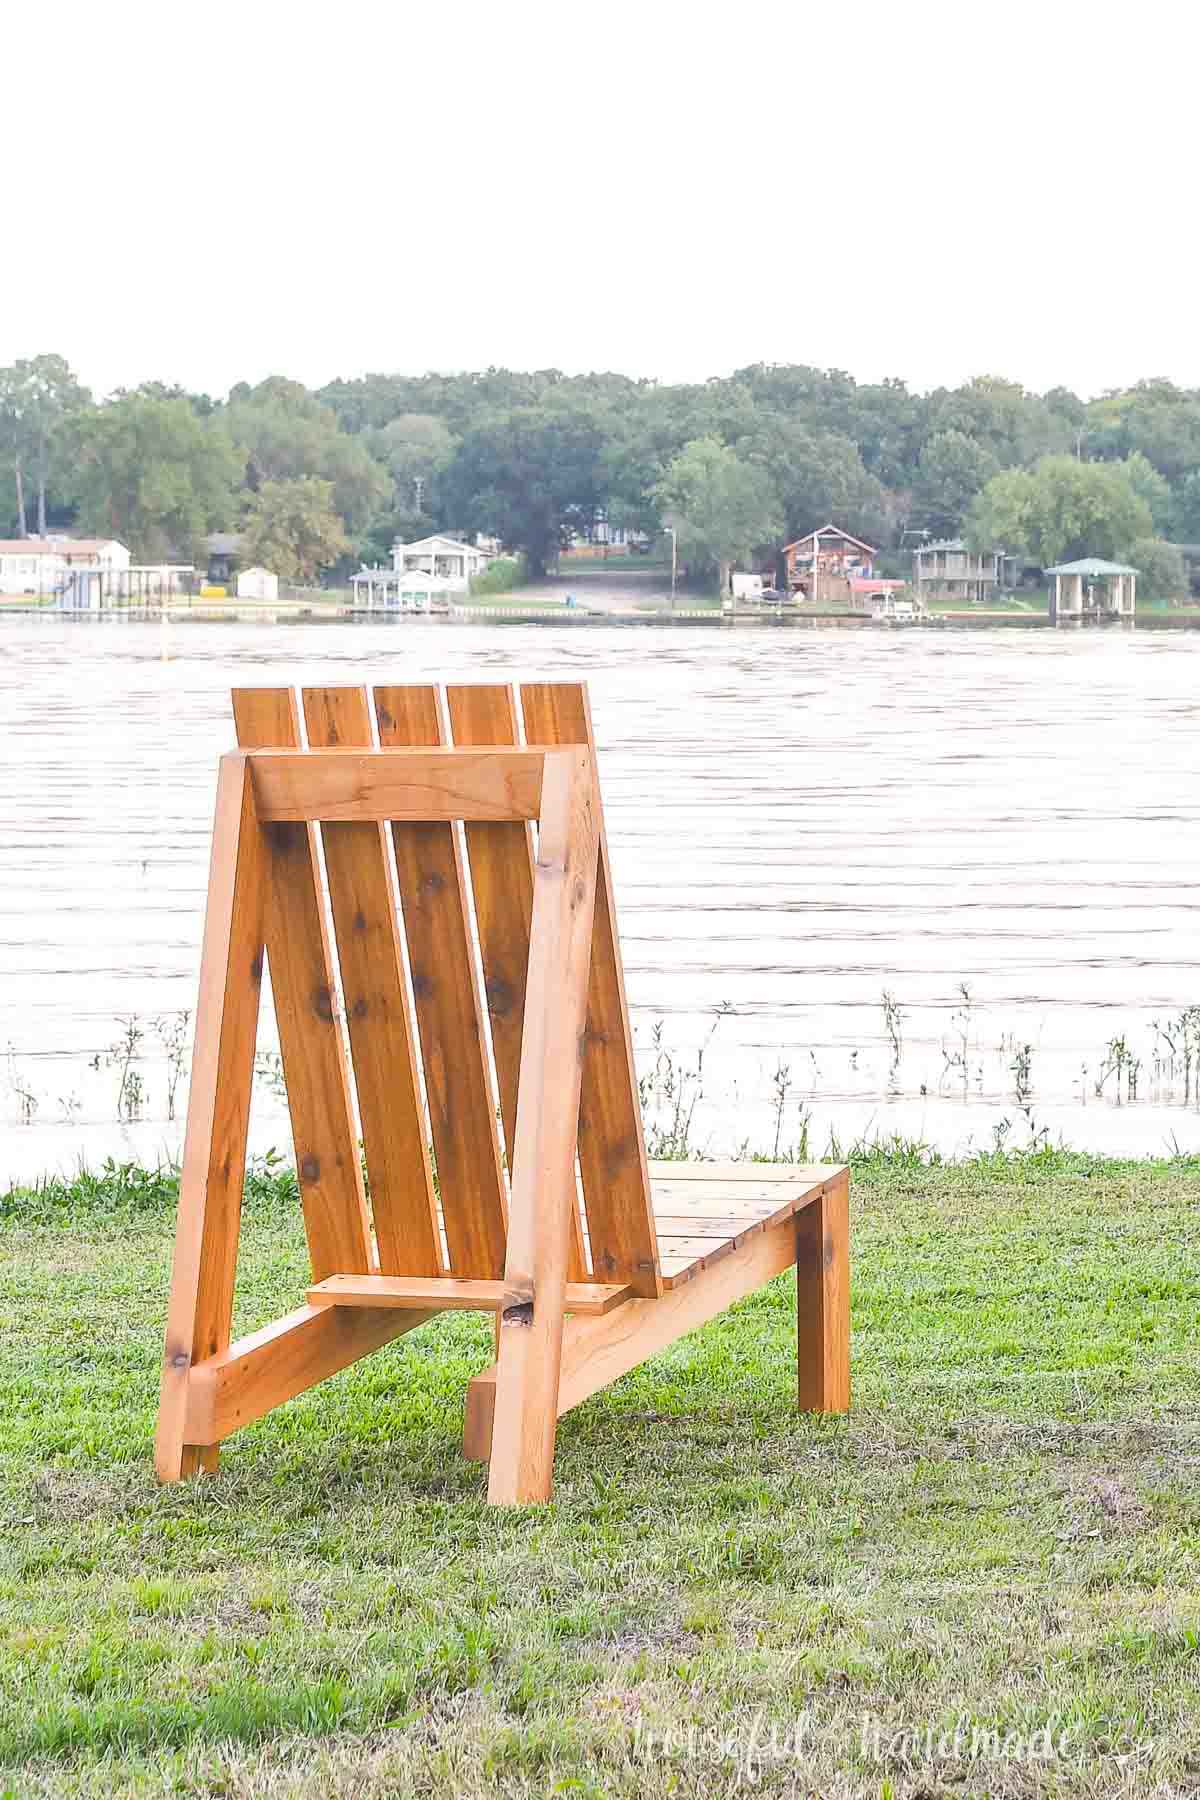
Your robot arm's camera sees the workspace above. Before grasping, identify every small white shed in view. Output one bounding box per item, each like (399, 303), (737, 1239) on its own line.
(236, 566), (279, 601)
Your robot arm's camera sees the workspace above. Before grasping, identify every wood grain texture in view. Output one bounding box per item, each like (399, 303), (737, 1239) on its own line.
(232, 689), (372, 1281)
(487, 748), (599, 1503)
(463, 1211), (805, 1459)
(301, 687), (440, 1276)
(307, 1274), (631, 1316)
(183, 1303), (433, 1444)
(373, 685), (507, 1278)
(520, 683), (660, 1297)
(156, 753), (265, 1481)
(443, 686), (533, 1168)
(796, 1169), (851, 1413)
(249, 747), (545, 821)
(446, 684), (589, 1285)
(650, 1162), (835, 1285)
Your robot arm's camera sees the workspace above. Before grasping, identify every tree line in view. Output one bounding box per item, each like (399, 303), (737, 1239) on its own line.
(3, 355), (1198, 591)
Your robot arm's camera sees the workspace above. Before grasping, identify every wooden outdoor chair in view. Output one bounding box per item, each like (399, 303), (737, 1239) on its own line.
(156, 682), (849, 1504)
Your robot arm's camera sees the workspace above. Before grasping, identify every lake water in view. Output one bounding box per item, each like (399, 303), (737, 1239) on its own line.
(2, 614), (1198, 1181)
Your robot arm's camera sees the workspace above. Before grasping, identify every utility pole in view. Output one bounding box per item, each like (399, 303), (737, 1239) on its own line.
(665, 526), (677, 611)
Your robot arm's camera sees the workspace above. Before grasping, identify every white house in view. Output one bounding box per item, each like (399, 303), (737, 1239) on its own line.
(392, 534), (489, 594)
(0, 536), (130, 596)
(235, 566), (279, 601)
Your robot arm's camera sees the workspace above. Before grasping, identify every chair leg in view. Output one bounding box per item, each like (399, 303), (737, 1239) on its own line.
(487, 1297), (567, 1503)
(156, 754), (265, 1483)
(463, 1368), (496, 1462)
(485, 748), (598, 1504)
(796, 1171), (850, 1413)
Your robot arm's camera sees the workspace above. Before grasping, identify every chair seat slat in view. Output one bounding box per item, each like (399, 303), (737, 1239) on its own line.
(308, 1275), (631, 1316)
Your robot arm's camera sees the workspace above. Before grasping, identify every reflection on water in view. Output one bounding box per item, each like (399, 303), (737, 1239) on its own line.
(2, 615), (1198, 1179)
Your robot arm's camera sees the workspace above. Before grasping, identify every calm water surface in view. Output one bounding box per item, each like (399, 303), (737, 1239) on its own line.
(2, 616), (1198, 1179)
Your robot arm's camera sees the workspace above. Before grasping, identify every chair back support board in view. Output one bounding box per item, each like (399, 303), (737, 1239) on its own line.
(156, 682), (661, 1502)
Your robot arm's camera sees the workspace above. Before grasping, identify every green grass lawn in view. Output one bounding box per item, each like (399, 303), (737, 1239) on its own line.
(925, 594), (1048, 615)
(555, 557), (671, 573)
(1, 1149), (1198, 1796)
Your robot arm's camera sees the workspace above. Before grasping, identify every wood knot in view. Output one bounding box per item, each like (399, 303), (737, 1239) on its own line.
(352, 997), (369, 1020)
(822, 1236), (835, 1270)
(486, 976), (514, 1018)
(352, 910), (368, 933)
(300, 1154), (321, 1183)
(572, 877), (586, 907)
(377, 707), (394, 731)
(422, 870), (446, 895)
(167, 1350), (190, 1371)
(312, 987), (335, 1022)
(412, 970), (432, 1000)
(501, 1300), (534, 1326)
(250, 950), (264, 982)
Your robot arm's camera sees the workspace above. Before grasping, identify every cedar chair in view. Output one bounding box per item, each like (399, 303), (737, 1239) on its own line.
(156, 682), (850, 1504)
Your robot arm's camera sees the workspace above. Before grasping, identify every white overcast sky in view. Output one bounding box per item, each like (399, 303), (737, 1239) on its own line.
(4, 0), (1194, 402)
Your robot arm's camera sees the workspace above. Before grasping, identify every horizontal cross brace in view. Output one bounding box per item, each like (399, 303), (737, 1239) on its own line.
(308, 1274), (634, 1316)
(242, 746), (587, 823)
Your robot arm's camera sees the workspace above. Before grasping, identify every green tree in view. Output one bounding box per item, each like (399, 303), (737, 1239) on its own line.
(651, 436), (783, 593)
(226, 378), (390, 537)
(966, 455), (1152, 567)
(0, 353), (91, 536)
(1085, 379), (1200, 483)
(914, 429), (1000, 533)
(71, 393), (240, 559)
(239, 478), (350, 583)
(1173, 469), (1200, 543)
(369, 413), (458, 514)
(440, 402), (609, 576)
(734, 418), (889, 544)
(924, 375), (1069, 469)
(1119, 451), (1177, 536)
(1130, 537), (1187, 603)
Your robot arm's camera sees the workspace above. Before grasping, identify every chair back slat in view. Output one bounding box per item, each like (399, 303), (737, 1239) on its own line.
(446, 684), (589, 1283)
(301, 686), (441, 1276)
(230, 688), (373, 1278)
(520, 684), (660, 1297)
(226, 679), (658, 1297)
(442, 684), (531, 1165)
(373, 684), (508, 1279)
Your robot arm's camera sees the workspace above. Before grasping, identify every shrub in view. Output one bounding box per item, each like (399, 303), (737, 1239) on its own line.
(468, 556), (525, 597)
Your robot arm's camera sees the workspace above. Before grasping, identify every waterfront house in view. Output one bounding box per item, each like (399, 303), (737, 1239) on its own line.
(0, 536), (129, 597)
(782, 525), (877, 599)
(392, 534), (489, 593)
(912, 539), (1016, 604)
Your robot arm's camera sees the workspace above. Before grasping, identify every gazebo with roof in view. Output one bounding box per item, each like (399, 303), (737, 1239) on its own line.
(1044, 557), (1138, 623)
